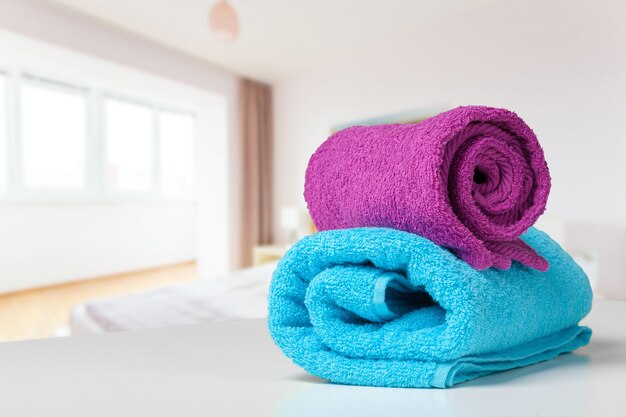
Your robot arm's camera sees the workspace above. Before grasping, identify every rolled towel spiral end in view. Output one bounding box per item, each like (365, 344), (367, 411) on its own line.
(444, 113), (551, 270)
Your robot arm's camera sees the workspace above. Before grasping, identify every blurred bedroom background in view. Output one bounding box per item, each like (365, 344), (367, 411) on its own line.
(0, 0), (624, 342)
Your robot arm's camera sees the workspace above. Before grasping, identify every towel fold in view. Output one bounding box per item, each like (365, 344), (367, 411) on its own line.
(267, 227), (592, 388)
(304, 106), (551, 271)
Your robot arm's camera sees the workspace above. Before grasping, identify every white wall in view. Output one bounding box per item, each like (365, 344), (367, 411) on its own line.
(273, 0), (626, 298)
(0, 202), (196, 293)
(0, 0), (242, 292)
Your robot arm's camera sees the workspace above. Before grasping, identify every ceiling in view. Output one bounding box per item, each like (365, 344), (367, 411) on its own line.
(44, 0), (492, 82)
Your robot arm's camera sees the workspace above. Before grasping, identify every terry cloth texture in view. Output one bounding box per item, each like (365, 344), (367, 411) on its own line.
(304, 106), (551, 271)
(267, 227), (592, 388)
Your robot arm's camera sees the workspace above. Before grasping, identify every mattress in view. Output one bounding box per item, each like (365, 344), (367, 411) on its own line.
(69, 262), (277, 334)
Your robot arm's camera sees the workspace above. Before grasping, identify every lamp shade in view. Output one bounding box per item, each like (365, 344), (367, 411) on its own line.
(280, 207), (300, 231)
(208, 1), (240, 42)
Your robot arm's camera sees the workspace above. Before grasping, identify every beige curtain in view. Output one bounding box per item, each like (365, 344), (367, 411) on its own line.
(240, 78), (274, 267)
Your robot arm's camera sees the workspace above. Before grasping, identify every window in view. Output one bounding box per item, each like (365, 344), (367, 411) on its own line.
(0, 71), (197, 199)
(0, 75), (6, 191)
(20, 81), (86, 189)
(159, 111), (195, 194)
(105, 98), (153, 191)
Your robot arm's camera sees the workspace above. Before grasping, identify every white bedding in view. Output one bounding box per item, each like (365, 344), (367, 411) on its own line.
(69, 262), (277, 334)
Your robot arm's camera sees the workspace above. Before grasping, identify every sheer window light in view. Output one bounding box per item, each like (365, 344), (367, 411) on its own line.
(159, 111), (195, 195)
(0, 75), (6, 191)
(20, 81), (86, 189)
(105, 98), (153, 191)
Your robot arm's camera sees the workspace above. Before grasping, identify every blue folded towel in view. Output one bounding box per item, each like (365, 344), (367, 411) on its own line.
(267, 227), (592, 388)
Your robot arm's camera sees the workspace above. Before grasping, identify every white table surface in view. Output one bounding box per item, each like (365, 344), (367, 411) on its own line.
(0, 299), (624, 417)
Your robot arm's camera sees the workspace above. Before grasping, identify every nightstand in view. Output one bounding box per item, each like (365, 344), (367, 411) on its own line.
(252, 244), (290, 266)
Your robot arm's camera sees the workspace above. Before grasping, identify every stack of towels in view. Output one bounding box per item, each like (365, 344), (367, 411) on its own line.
(267, 106), (592, 388)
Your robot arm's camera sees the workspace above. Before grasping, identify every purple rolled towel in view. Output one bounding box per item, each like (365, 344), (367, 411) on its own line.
(304, 106), (551, 271)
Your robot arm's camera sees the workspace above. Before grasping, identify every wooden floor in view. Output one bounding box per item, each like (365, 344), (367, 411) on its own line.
(0, 262), (197, 343)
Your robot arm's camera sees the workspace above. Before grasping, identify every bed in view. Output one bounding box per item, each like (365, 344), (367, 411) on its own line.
(70, 262), (277, 335)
